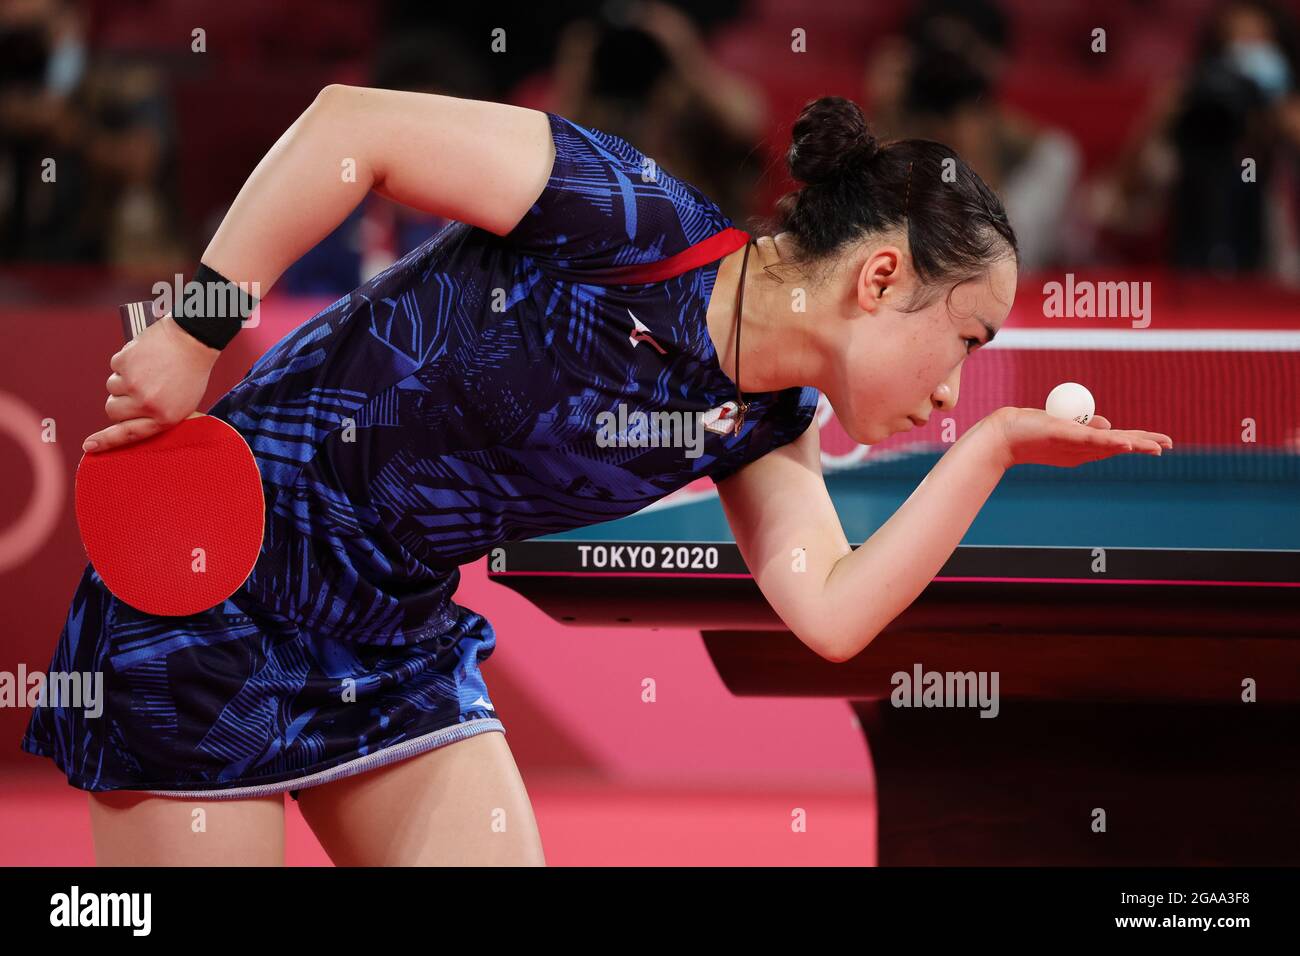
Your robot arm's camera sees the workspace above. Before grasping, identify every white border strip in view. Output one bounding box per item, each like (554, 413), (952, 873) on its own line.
(133, 718), (505, 801)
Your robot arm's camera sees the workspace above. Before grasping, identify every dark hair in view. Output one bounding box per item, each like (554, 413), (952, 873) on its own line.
(757, 96), (1018, 310)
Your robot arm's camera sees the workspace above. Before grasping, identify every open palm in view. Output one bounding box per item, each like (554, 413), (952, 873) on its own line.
(992, 406), (1173, 469)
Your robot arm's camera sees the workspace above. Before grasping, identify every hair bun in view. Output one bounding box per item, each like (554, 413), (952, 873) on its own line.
(787, 96), (878, 186)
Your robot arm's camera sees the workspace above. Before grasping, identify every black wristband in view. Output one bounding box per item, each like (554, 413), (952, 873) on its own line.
(171, 263), (259, 350)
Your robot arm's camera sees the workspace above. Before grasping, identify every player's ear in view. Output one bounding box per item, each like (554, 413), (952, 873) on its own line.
(858, 245), (902, 314)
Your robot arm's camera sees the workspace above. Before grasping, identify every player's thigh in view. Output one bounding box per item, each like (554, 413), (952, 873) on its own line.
(296, 728), (545, 866)
(87, 791), (285, 866)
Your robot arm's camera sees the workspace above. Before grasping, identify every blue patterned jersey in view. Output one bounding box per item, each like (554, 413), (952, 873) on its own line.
(22, 111), (820, 795)
(216, 111), (820, 644)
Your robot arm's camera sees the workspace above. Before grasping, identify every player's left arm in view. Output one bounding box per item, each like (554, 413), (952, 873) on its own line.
(716, 408), (1171, 663)
(714, 420), (852, 662)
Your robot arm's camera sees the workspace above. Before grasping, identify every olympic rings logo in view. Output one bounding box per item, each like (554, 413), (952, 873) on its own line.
(0, 392), (67, 574)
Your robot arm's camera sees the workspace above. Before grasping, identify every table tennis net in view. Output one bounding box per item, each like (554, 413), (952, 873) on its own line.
(815, 335), (1300, 482)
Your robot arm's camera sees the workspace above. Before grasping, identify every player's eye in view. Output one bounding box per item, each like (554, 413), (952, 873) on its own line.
(963, 337), (981, 354)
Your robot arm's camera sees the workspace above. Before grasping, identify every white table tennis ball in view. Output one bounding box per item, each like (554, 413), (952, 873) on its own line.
(1045, 382), (1095, 425)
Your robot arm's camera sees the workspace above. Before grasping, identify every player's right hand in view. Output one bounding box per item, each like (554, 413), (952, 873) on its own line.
(83, 314), (220, 453)
(988, 406), (1173, 470)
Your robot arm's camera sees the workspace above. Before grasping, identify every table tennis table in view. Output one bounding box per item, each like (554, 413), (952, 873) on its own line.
(490, 443), (1300, 865)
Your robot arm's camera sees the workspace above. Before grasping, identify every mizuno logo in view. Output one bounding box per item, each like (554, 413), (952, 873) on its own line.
(628, 310), (667, 354)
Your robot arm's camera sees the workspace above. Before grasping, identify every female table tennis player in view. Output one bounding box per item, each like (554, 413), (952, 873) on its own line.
(23, 90), (1171, 865)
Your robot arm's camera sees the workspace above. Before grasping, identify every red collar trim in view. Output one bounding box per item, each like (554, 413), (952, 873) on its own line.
(577, 227), (750, 285)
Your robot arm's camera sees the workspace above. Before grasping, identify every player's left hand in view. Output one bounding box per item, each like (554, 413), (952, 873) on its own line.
(988, 406), (1174, 470)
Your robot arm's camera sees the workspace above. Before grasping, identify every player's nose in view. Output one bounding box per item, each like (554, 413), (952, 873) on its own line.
(933, 365), (961, 412)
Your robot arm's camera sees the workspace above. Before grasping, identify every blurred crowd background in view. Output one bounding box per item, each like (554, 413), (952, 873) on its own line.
(3, 0), (1300, 298)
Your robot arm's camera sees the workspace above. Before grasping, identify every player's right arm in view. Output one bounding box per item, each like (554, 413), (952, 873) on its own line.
(87, 88), (555, 453)
(201, 86), (556, 297)
(715, 409), (1171, 663)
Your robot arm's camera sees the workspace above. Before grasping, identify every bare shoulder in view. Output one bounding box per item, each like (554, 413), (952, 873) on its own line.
(320, 86), (556, 236)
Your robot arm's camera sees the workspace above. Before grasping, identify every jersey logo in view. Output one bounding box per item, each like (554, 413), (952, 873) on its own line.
(627, 310), (667, 355)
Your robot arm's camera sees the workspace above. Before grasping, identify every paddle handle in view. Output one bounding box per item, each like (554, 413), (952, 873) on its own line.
(119, 300), (166, 344)
(118, 301), (205, 422)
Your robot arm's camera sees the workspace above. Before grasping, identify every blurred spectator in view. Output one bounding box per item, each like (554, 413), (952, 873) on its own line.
(286, 0), (763, 295)
(382, 0), (593, 103)
(864, 0), (1082, 270)
(0, 0), (180, 265)
(1090, 0), (1300, 279)
(9, 0), (1300, 291)
(549, 0), (767, 225)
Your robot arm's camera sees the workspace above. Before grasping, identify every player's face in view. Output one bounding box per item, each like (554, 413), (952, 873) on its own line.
(833, 255), (1017, 445)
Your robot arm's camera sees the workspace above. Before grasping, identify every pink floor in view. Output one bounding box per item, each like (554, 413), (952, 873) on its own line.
(4, 521), (880, 866)
(0, 764), (874, 866)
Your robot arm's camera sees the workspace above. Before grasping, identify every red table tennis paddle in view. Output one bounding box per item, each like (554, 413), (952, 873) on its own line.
(74, 301), (264, 616)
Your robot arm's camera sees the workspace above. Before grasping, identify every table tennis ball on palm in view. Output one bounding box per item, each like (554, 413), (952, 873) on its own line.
(1045, 382), (1095, 425)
